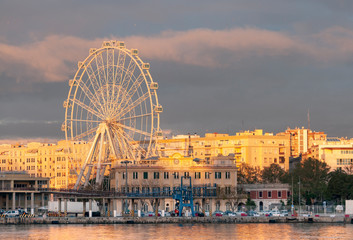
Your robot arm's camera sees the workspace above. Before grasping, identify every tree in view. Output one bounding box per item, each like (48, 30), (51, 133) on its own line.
(261, 163), (286, 183)
(245, 197), (256, 210)
(290, 158), (330, 204)
(237, 163), (262, 184)
(327, 168), (353, 204)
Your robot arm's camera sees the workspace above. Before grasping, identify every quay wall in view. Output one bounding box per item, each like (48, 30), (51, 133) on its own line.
(0, 216), (351, 225)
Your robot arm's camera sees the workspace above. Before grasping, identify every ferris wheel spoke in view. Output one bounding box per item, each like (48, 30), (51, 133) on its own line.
(85, 63), (107, 113)
(113, 58), (136, 115)
(107, 49), (116, 113)
(73, 99), (105, 119)
(73, 125), (99, 141)
(114, 122), (151, 137)
(77, 80), (105, 114)
(118, 112), (152, 122)
(95, 54), (109, 114)
(115, 91), (150, 119)
(116, 129), (145, 154)
(116, 73), (146, 114)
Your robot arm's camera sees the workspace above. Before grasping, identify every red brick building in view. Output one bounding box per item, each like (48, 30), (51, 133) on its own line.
(239, 184), (291, 211)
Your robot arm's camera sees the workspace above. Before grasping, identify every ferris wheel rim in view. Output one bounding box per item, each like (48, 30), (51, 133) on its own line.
(63, 40), (161, 159)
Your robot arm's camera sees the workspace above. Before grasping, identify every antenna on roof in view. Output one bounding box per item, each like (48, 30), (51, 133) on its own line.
(307, 109), (310, 130)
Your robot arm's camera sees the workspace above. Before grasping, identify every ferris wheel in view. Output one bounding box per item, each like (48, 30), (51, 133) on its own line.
(62, 40), (162, 189)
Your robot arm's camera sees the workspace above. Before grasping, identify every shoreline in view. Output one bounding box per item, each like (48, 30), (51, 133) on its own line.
(0, 216), (351, 225)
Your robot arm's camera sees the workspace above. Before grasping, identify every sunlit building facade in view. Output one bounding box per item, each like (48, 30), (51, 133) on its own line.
(159, 129), (290, 170)
(0, 141), (90, 189)
(110, 154), (238, 215)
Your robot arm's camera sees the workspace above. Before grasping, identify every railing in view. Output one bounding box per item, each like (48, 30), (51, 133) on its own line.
(0, 184), (219, 198)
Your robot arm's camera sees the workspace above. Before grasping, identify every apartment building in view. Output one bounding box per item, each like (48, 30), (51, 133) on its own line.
(159, 129), (290, 170)
(304, 138), (353, 171)
(278, 127), (326, 158)
(0, 141), (90, 189)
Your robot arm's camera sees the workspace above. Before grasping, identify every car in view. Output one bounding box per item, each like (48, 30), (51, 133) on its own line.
(4, 210), (19, 217)
(147, 211), (155, 217)
(271, 210), (281, 217)
(280, 210), (289, 217)
(236, 211), (248, 216)
(195, 212), (205, 217)
(224, 211), (236, 217)
(247, 211), (260, 217)
(212, 211), (224, 217)
(164, 211), (171, 217)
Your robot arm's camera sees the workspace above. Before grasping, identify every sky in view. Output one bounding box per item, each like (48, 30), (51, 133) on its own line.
(1, 0), (353, 142)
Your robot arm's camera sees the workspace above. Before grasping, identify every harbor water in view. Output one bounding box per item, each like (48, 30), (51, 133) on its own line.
(1, 223), (353, 240)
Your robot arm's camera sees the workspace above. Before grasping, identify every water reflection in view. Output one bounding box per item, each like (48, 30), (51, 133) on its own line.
(0, 223), (352, 240)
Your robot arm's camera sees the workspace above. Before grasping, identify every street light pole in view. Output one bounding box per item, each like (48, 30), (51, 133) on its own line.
(298, 176), (301, 216)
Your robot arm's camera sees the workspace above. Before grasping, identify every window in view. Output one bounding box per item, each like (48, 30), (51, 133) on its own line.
(195, 172), (201, 179)
(225, 187), (231, 195)
(278, 191), (282, 198)
(205, 172), (210, 179)
(164, 172), (169, 179)
(173, 172), (179, 179)
(132, 187), (139, 193)
(184, 172), (189, 178)
(163, 187), (170, 193)
(154, 172), (160, 179)
(143, 172), (148, 179)
(268, 191), (272, 198)
(259, 191), (263, 198)
(215, 172), (222, 179)
(225, 172), (230, 179)
(133, 172), (138, 179)
(122, 172), (126, 179)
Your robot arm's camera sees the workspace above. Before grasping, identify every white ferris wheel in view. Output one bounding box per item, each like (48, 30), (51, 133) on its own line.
(62, 40), (162, 190)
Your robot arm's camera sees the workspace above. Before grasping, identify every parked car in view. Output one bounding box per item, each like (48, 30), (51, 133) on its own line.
(4, 210), (19, 217)
(224, 211), (236, 217)
(280, 210), (289, 217)
(147, 211), (155, 217)
(212, 211), (224, 217)
(195, 212), (205, 217)
(271, 210), (281, 217)
(236, 211), (248, 216)
(247, 211), (260, 217)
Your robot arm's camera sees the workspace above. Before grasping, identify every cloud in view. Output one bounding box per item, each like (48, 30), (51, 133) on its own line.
(0, 118), (60, 126)
(1, 27), (353, 85)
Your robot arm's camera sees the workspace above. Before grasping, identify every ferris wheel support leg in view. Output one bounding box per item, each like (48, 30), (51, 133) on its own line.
(74, 131), (101, 190)
(96, 130), (105, 185)
(106, 127), (118, 158)
(97, 165), (107, 186)
(84, 166), (93, 188)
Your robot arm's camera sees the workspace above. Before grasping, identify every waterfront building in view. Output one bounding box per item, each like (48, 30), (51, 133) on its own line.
(110, 154), (238, 215)
(0, 172), (49, 214)
(239, 183), (291, 212)
(159, 129), (290, 170)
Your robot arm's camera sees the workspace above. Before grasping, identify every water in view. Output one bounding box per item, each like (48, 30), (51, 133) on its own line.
(0, 223), (352, 240)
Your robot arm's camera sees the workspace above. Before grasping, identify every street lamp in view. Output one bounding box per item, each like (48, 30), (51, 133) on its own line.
(121, 160), (132, 214)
